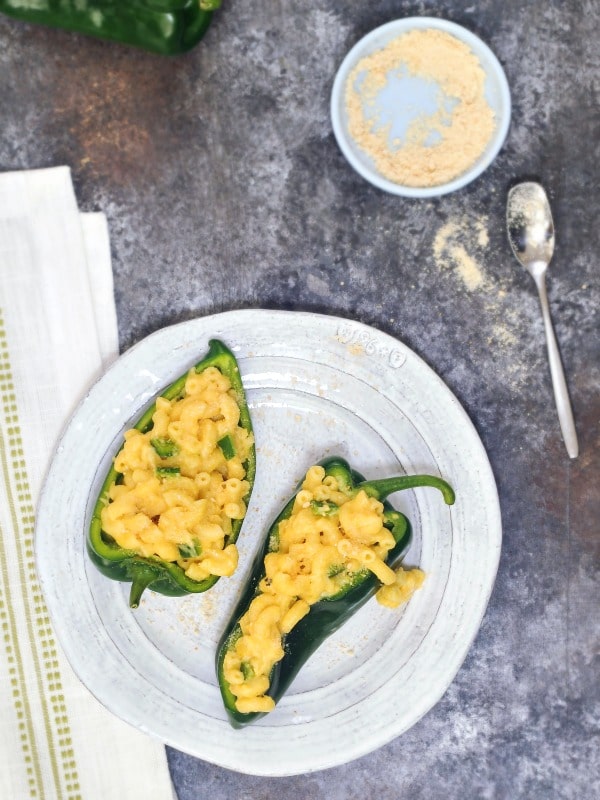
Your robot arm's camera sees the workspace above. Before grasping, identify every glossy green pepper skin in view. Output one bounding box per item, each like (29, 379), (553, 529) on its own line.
(88, 339), (255, 608)
(216, 456), (455, 728)
(0, 0), (221, 55)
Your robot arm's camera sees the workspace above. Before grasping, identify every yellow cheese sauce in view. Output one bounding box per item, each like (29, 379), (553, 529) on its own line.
(223, 465), (425, 714)
(100, 366), (253, 582)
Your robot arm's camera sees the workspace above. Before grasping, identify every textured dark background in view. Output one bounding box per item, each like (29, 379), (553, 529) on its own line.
(1, 1), (598, 798)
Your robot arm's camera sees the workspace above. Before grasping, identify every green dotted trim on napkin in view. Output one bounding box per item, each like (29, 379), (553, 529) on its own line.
(0, 313), (81, 800)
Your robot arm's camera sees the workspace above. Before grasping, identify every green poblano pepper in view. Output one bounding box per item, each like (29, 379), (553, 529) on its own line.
(216, 456), (455, 727)
(88, 339), (255, 608)
(0, 0), (222, 55)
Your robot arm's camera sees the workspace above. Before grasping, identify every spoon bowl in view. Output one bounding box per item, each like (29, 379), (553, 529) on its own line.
(507, 182), (555, 278)
(506, 182), (578, 458)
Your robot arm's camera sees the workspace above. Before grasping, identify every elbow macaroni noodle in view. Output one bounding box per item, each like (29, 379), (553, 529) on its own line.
(100, 366), (253, 582)
(223, 465), (425, 714)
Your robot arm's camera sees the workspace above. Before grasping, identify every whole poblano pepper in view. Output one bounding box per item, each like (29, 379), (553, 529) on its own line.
(0, 0), (221, 55)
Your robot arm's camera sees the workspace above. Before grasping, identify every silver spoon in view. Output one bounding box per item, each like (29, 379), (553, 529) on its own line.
(507, 181), (578, 458)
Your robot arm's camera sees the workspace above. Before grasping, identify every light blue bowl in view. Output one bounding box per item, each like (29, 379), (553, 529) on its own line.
(331, 17), (511, 198)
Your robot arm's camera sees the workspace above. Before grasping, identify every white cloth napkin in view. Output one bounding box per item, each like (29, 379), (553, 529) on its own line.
(0, 167), (176, 800)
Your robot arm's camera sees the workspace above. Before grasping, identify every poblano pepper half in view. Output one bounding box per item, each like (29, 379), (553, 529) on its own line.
(216, 456), (455, 727)
(88, 339), (255, 608)
(0, 0), (221, 55)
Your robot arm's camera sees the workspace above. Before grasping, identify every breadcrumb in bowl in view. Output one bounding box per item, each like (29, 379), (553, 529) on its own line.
(331, 17), (511, 198)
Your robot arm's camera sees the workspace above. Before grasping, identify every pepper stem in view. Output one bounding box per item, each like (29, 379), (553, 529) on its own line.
(128, 565), (157, 609)
(359, 475), (455, 505)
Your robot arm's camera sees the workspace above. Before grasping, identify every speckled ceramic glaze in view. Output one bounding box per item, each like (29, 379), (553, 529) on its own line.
(36, 310), (501, 775)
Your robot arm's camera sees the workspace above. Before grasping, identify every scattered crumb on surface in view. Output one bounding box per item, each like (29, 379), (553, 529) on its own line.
(176, 594), (216, 634)
(433, 214), (489, 291)
(449, 244), (484, 290)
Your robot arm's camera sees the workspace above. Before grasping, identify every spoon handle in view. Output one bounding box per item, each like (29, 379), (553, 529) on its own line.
(535, 273), (579, 458)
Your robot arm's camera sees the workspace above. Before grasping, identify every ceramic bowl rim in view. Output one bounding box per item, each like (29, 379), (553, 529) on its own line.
(330, 16), (512, 198)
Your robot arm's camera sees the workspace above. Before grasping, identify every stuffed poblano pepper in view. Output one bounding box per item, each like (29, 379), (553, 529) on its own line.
(89, 339), (255, 608)
(0, 0), (221, 55)
(217, 457), (455, 727)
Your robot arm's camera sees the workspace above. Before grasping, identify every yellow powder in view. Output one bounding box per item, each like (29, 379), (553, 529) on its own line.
(433, 215), (490, 291)
(448, 244), (483, 291)
(345, 29), (496, 187)
(488, 321), (517, 348)
(477, 225), (490, 248)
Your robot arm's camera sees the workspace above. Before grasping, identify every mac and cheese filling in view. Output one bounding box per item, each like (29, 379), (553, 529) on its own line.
(100, 366), (253, 582)
(222, 465), (425, 714)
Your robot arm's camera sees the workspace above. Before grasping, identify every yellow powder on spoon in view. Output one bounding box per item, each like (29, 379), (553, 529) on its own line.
(345, 28), (496, 187)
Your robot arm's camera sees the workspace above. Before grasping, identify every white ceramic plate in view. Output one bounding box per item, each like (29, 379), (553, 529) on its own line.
(36, 310), (501, 776)
(331, 17), (511, 197)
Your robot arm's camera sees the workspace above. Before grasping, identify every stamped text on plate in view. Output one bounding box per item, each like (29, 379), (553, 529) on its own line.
(336, 323), (407, 369)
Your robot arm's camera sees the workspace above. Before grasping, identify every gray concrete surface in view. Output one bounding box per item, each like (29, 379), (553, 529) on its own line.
(0, 1), (598, 798)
